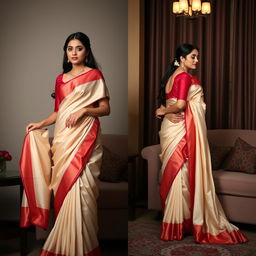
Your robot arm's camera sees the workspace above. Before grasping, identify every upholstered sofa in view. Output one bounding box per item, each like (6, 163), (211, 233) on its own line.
(98, 134), (128, 239)
(36, 134), (128, 240)
(141, 129), (256, 225)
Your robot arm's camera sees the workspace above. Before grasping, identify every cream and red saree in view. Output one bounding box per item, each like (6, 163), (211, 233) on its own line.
(20, 69), (109, 255)
(159, 74), (248, 244)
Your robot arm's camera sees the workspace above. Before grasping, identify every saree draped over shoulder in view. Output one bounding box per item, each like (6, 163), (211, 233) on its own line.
(159, 72), (248, 244)
(20, 69), (109, 256)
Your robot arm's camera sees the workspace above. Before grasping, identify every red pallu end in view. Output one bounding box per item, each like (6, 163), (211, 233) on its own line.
(40, 246), (101, 256)
(19, 132), (50, 229)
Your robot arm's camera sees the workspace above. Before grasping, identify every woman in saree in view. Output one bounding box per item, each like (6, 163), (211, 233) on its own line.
(19, 32), (110, 256)
(155, 44), (248, 244)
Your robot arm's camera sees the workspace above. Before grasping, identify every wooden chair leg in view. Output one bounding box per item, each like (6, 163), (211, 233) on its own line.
(20, 227), (28, 256)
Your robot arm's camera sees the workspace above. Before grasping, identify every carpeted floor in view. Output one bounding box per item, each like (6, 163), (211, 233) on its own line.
(129, 210), (256, 256)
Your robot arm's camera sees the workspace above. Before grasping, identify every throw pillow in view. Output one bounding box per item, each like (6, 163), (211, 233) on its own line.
(99, 145), (127, 182)
(209, 143), (232, 170)
(222, 137), (256, 174)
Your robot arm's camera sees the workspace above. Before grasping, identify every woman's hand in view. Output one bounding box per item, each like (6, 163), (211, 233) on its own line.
(26, 122), (43, 133)
(155, 105), (166, 119)
(26, 112), (57, 133)
(165, 113), (184, 123)
(65, 109), (85, 128)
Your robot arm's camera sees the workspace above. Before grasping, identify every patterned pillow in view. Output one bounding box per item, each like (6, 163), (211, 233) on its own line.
(222, 137), (256, 174)
(209, 143), (232, 170)
(99, 146), (127, 182)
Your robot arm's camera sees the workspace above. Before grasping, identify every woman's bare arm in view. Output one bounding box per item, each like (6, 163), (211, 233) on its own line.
(155, 100), (186, 118)
(83, 98), (110, 117)
(26, 111), (58, 133)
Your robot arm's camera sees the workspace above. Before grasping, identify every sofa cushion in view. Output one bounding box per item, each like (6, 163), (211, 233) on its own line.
(213, 170), (256, 197)
(98, 181), (128, 209)
(222, 137), (256, 174)
(209, 143), (232, 170)
(99, 146), (127, 182)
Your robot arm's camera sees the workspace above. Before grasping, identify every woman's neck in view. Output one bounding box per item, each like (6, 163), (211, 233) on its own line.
(69, 65), (86, 76)
(177, 66), (189, 73)
(71, 64), (86, 71)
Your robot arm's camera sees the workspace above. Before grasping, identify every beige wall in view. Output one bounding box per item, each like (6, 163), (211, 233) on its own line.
(0, 0), (127, 170)
(0, 0), (127, 220)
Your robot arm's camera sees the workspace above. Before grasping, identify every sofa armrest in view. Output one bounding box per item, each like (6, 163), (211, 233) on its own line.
(141, 144), (161, 210)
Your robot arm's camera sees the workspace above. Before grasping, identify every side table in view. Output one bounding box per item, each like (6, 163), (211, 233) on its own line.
(0, 170), (27, 256)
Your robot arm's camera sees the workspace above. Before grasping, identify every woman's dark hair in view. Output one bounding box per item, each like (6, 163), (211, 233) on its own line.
(52, 32), (98, 98)
(158, 43), (199, 105)
(62, 32), (98, 73)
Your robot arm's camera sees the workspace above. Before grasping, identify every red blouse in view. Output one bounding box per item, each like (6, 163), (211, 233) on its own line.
(165, 72), (192, 100)
(54, 74), (63, 112)
(54, 69), (104, 112)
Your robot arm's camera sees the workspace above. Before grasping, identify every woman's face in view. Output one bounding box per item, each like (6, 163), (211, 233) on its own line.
(66, 39), (87, 65)
(181, 49), (199, 70)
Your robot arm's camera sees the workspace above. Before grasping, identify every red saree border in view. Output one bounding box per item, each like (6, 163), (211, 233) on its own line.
(194, 225), (248, 244)
(58, 69), (104, 104)
(19, 133), (49, 229)
(54, 118), (100, 216)
(160, 136), (187, 210)
(20, 206), (31, 227)
(20, 133), (36, 208)
(161, 221), (248, 244)
(185, 103), (196, 219)
(40, 245), (101, 256)
(191, 76), (201, 85)
(161, 219), (192, 241)
(20, 206), (49, 229)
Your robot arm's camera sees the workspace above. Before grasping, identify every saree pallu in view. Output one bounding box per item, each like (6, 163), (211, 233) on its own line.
(159, 81), (248, 244)
(20, 70), (109, 256)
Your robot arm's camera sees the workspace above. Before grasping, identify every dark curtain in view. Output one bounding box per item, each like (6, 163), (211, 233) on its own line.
(229, 0), (256, 129)
(144, 0), (256, 146)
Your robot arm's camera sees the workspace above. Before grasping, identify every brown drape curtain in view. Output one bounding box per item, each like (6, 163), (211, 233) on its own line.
(144, 0), (256, 146)
(229, 0), (256, 129)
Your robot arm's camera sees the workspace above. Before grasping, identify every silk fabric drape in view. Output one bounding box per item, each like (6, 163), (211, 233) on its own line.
(159, 78), (248, 244)
(20, 69), (109, 256)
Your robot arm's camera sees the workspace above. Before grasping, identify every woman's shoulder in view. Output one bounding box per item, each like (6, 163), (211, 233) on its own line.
(176, 72), (191, 79)
(55, 73), (64, 85)
(191, 76), (201, 85)
(174, 72), (192, 83)
(78, 68), (105, 81)
(89, 68), (104, 79)
(176, 73), (200, 85)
